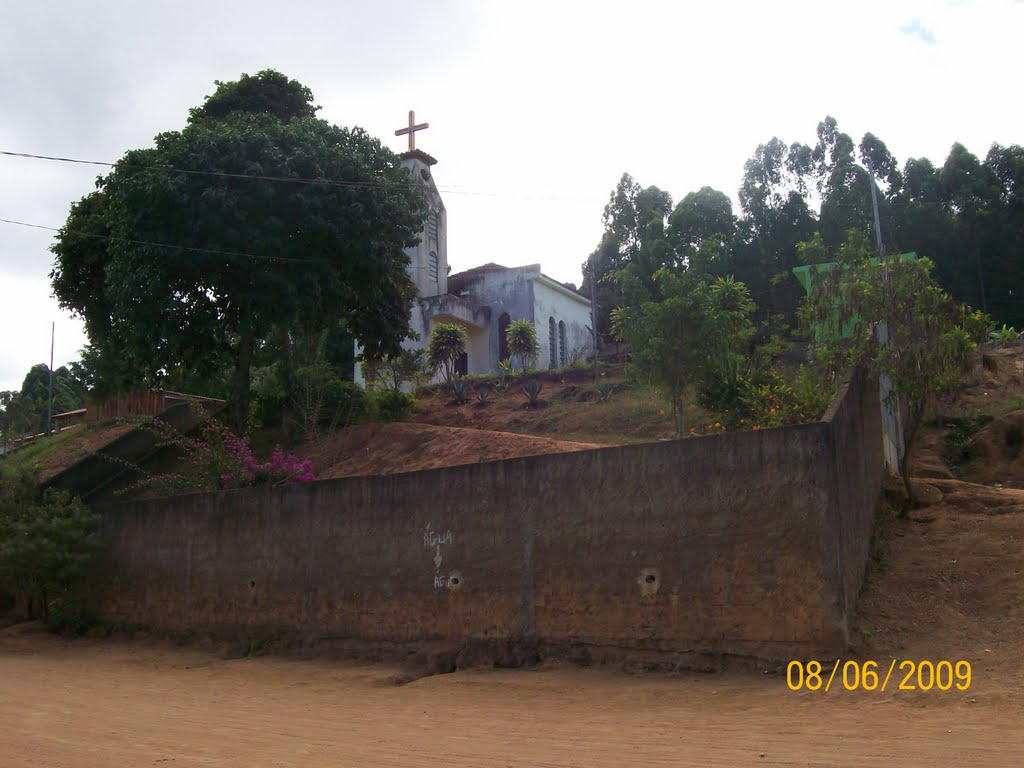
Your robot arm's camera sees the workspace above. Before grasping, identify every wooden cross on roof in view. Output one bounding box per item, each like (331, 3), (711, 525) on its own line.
(395, 110), (429, 152)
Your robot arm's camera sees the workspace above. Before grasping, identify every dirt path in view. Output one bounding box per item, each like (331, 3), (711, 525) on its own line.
(1, 627), (1019, 768)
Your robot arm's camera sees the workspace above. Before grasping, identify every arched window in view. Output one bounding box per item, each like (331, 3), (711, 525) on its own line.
(428, 251), (438, 282)
(558, 321), (567, 366)
(498, 313), (511, 362)
(549, 317), (557, 368)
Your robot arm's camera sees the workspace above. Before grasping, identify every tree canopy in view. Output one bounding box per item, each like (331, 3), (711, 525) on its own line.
(802, 232), (977, 505)
(50, 70), (425, 428)
(584, 116), (1024, 345)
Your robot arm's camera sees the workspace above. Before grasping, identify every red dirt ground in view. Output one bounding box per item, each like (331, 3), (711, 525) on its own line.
(307, 421), (603, 479)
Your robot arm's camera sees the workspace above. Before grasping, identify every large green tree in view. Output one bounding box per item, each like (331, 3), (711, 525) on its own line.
(51, 70), (425, 428)
(581, 173), (674, 337)
(803, 232), (977, 505)
(611, 268), (755, 437)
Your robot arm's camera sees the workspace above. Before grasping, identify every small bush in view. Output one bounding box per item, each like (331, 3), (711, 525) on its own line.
(697, 352), (751, 415)
(372, 389), (416, 421)
(989, 323), (1021, 347)
(321, 379), (371, 425)
(942, 415), (990, 477)
(46, 596), (96, 636)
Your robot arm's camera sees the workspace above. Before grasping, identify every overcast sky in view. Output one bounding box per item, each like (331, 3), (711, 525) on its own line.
(2, 0), (1022, 392)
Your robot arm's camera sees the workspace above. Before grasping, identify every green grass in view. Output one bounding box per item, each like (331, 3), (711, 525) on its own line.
(0, 428), (82, 483)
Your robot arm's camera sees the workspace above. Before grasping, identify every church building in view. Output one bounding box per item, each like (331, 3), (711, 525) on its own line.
(355, 114), (593, 385)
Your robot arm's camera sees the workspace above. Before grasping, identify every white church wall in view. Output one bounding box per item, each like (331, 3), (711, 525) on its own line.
(454, 266), (537, 371)
(531, 278), (592, 369)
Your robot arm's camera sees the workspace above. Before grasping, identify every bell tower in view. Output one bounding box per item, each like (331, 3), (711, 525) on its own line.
(395, 110), (447, 297)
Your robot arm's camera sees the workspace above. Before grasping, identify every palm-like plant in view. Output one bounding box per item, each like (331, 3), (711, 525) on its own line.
(505, 319), (539, 371)
(428, 323), (468, 387)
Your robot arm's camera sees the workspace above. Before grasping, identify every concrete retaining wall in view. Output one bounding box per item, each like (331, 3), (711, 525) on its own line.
(94, 373), (884, 665)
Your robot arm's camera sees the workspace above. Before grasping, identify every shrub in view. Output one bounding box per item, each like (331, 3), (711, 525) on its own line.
(362, 349), (433, 391)
(46, 596), (96, 636)
(372, 389), (416, 421)
(494, 359), (517, 392)
(142, 408), (316, 493)
(0, 489), (102, 625)
(697, 352), (751, 416)
(321, 379), (371, 425)
(989, 323), (1021, 347)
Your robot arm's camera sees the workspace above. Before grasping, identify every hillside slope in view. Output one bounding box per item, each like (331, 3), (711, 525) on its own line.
(305, 422), (603, 479)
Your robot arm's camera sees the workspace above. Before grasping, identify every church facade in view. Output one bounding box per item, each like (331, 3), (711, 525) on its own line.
(355, 144), (592, 386)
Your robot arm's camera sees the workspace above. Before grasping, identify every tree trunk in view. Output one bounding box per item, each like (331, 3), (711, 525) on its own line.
(233, 330), (255, 434)
(277, 325), (295, 442)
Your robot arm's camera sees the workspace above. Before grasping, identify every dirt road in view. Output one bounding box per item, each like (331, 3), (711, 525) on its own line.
(1, 626), (1018, 768)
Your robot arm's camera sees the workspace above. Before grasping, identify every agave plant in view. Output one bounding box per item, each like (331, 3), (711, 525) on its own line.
(595, 381), (615, 402)
(522, 378), (543, 407)
(450, 376), (470, 404)
(474, 379), (493, 403)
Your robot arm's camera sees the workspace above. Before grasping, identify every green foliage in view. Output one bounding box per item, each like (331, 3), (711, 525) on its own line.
(370, 389), (416, 422)
(46, 596), (96, 636)
(522, 378), (544, 407)
(494, 359), (517, 392)
(428, 323), (469, 387)
(739, 367), (836, 429)
(320, 379), (371, 427)
(697, 352), (751, 416)
(612, 268), (755, 437)
(988, 324), (1021, 346)
(50, 70), (425, 430)
(188, 69), (318, 124)
(0, 364), (87, 439)
(506, 319), (540, 371)
(581, 173), (675, 337)
(595, 381), (616, 402)
(0, 486), (101, 627)
(288, 364), (369, 438)
(803, 230), (978, 502)
(962, 309), (990, 346)
(473, 378), (494, 404)
(449, 375), (470, 404)
(362, 349), (432, 391)
(941, 416), (991, 478)
(137, 404), (315, 495)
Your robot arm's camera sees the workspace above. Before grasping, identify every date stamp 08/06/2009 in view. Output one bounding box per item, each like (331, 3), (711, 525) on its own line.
(786, 660), (973, 693)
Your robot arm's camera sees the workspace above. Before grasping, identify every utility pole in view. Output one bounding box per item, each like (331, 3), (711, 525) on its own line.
(866, 157), (884, 257)
(589, 257), (599, 385)
(45, 321), (54, 435)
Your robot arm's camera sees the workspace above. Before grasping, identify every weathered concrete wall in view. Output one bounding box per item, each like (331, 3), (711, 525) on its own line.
(94, 374), (883, 665)
(532, 278), (592, 368)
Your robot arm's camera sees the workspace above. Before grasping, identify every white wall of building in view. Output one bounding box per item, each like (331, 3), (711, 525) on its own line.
(532, 277), (593, 369)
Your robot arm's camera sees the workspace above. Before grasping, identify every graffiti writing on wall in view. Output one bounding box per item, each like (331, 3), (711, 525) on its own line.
(423, 523), (454, 588)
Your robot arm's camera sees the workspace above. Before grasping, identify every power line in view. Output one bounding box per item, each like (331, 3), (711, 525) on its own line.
(0, 149), (499, 197)
(0, 216), (332, 264)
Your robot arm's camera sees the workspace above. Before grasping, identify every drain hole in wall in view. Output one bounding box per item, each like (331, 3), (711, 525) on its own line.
(645, 574), (657, 584)
(447, 570), (464, 591)
(249, 580), (256, 589)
